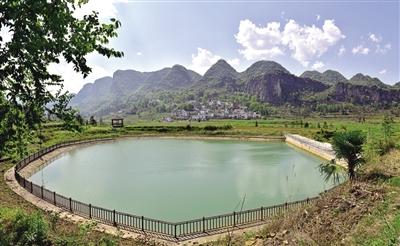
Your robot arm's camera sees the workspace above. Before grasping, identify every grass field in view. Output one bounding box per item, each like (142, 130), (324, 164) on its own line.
(42, 115), (400, 140)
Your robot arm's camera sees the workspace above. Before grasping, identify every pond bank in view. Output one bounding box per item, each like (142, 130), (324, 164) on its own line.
(285, 134), (347, 167)
(6, 134), (336, 245)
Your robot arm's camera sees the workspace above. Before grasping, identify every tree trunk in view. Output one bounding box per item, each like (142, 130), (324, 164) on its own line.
(348, 162), (356, 181)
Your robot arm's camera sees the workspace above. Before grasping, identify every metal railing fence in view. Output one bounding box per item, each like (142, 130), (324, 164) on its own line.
(14, 138), (323, 241)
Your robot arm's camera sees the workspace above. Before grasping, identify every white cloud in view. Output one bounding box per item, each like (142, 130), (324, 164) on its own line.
(311, 61), (325, 70)
(189, 48), (239, 74)
(235, 19), (345, 67)
(235, 19), (284, 60)
(376, 43), (391, 54)
(352, 45), (370, 55)
(73, 0), (127, 19)
(379, 69), (387, 74)
(338, 45), (346, 56)
(363, 33), (390, 55)
(48, 58), (112, 93)
(189, 48), (221, 74)
(282, 19), (345, 66)
(369, 33), (382, 43)
(136, 51), (142, 56)
(316, 15), (321, 21)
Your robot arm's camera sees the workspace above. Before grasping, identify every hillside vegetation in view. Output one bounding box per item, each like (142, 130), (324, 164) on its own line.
(70, 60), (400, 117)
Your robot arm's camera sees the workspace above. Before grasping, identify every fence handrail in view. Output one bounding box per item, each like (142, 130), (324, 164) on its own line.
(14, 138), (330, 241)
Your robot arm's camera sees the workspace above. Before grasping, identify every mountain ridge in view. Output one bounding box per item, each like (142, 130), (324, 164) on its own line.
(300, 70), (347, 85)
(348, 73), (386, 87)
(70, 60), (400, 116)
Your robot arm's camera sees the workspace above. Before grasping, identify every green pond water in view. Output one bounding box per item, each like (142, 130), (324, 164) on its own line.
(29, 138), (336, 222)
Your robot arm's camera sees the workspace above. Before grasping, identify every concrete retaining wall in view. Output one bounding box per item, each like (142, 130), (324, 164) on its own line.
(285, 134), (346, 167)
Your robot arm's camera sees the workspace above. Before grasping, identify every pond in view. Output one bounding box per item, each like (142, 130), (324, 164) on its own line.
(29, 138), (336, 222)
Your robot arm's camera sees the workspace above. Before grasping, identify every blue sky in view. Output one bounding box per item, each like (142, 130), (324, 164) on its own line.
(50, 0), (399, 92)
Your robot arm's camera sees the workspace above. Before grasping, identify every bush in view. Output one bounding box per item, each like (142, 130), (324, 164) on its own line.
(203, 125), (232, 131)
(99, 237), (117, 246)
(203, 125), (218, 131)
(49, 212), (60, 231)
(221, 124), (233, 130)
(367, 138), (396, 156)
(0, 207), (51, 246)
(155, 127), (169, 133)
(314, 129), (336, 142)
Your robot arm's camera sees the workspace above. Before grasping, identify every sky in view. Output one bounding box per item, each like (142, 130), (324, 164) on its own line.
(11, 0), (400, 92)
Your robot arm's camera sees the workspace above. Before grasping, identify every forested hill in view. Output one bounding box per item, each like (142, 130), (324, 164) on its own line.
(70, 60), (400, 116)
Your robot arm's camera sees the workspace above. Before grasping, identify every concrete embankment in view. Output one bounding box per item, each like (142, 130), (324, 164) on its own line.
(285, 134), (346, 167)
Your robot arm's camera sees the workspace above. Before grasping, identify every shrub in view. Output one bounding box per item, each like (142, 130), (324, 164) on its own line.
(363, 116), (397, 158)
(0, 207), (51, 246)
(49, 212), (60, 231)
(78, 221), (97, 236)
(224, 124), (233, 130)
(203, 125), (232, 131)
(363, 133), (380, 162)
(314, 129), (336, 142)
(203, 125), (218, 131)
(319, 130), (366, 182)
(332, 131), (366, 180)
(156, 127), (169, 133)
(380, 115), (396, 154)
(99, 237), (118, 246)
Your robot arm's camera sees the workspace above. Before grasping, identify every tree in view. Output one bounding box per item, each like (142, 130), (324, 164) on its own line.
(76, 114), (84, 126)
(47, 90), (82, 131)
(365, 115), (396, 157)
(381, 114), (395, 152)
(182, 103), (194, 111)
(89, 116), (97, 126)
(320, 131), (366, 181)
(0, 0), (123, 158)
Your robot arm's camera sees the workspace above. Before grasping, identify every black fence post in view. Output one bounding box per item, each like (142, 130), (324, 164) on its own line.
(53, 191), (56, 205)
(30, 181), (33, 193)
(307, 197), (309, 204)
(89, 204), (92, 218)
(285, 202), (288, 211)
(233, 211), (236, 227)
(202, 217), (205, 233)
(174, 224), (177, 239)
(23, 178), (26, 188)
(41, 186), (44, 199)
(141, 216), (144, 231)
(69, 198), (72, 212)
(113, 209), (116, 227)
(260, 206), (264, 221)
